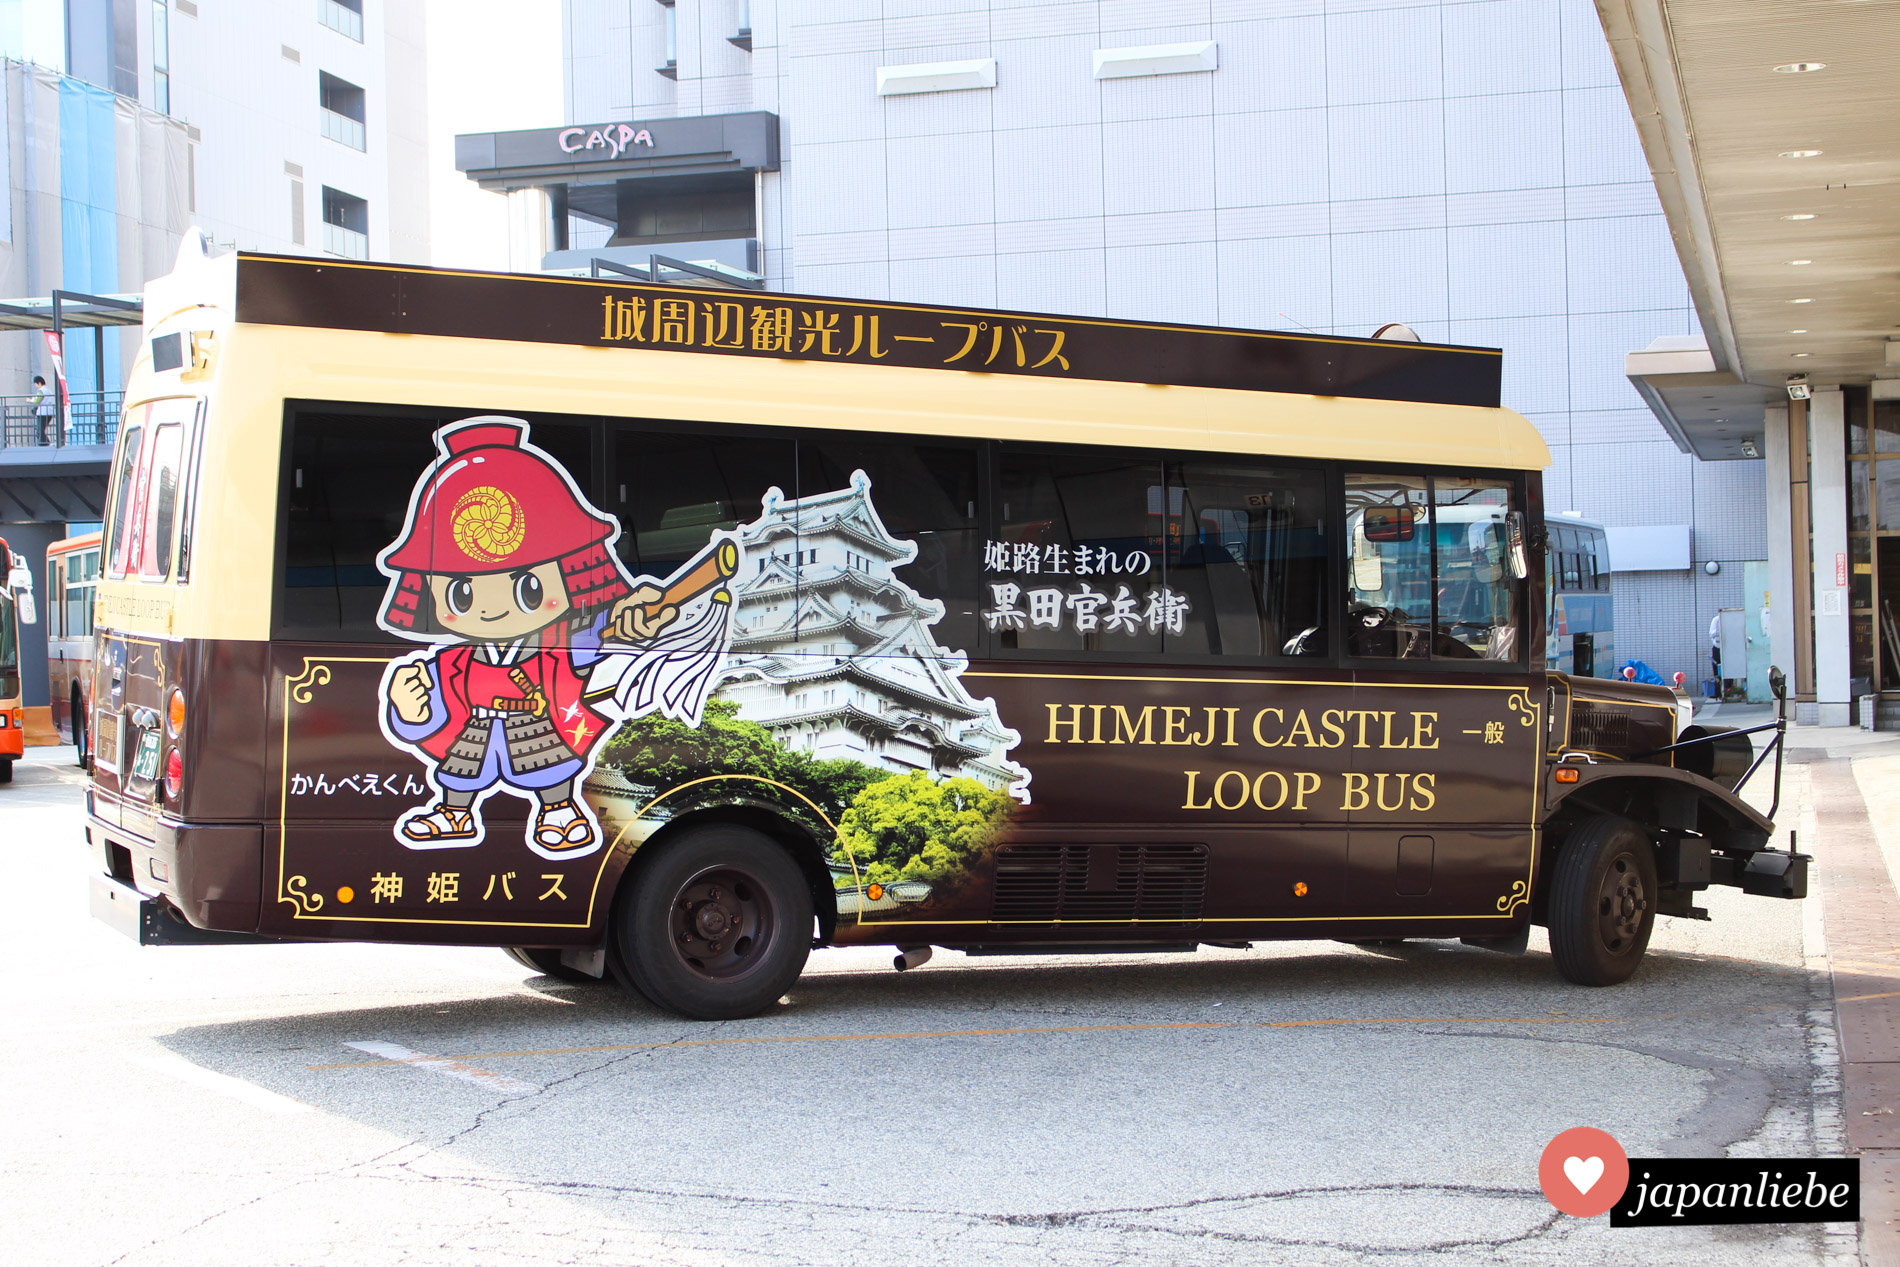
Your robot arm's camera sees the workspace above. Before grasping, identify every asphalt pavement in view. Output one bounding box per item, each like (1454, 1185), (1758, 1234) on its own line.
(0, 740), (1864, 1266)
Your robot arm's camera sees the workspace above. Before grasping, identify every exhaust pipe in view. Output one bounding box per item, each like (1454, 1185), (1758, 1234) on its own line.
(893, 945), (933, 972)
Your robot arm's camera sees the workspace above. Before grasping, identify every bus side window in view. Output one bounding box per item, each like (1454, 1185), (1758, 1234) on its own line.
(1556, 528), (1581, 591)
(614, 426), (793, 584)
(141, 421), (186, 580)
(1432, 477), (1519, 660)
(1344, 472), (1431, 658)
(1592, 531), (1612, 591)
(1168, 461), (1328, 658)
(991, 450), (1165, 655)
(46, 559), (62, 639)
(66, 554), (92, 637)
(796, 437), (981, 654)
(105, 421), (145, 578)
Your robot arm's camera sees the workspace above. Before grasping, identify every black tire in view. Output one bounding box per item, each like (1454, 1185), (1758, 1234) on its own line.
(503, 947), (605, 984)
(1548, 815), (1657, 986)
(72, 686), (88, 769)
(615, 823), (813, 1020)
(0, 759), (11, 784)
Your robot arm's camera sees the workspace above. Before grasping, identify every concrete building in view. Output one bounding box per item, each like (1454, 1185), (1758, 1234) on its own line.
(0, 0), (429, 717)
(1602, 0), (1900, 726)
(451, 0), (1762, 681)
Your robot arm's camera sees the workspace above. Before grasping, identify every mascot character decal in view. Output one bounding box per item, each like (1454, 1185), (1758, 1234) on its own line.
(375, 416), (737, 861)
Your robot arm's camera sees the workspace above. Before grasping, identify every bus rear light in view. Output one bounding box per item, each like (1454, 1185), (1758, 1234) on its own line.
(166, 686), (185, 737)
(164, 746), (183, 800)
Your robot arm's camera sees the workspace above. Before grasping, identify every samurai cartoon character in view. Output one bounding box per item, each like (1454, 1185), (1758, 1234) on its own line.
(376, 416), (738, 861)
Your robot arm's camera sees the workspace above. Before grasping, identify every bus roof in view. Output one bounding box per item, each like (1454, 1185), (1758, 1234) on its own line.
(231, 254), (1505, 410)
(48, 530), (102, 556)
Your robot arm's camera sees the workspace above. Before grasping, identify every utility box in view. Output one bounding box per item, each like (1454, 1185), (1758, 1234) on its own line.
(1717, 608), (1748, 699)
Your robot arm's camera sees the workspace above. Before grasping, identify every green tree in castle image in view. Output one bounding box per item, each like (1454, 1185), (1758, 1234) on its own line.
(833, 771), (1015, 885)
(604, 698), (884, 821)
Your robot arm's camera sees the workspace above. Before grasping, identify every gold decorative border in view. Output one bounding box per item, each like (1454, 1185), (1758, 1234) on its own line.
(274, 655), (614, 929)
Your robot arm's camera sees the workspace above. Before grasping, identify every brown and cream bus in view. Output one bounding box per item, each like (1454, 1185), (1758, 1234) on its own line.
(46, 529), (102, 765)
(85, 234), (1805, 1019)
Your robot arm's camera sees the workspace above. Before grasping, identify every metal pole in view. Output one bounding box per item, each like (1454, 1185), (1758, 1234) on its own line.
(51, 291), (62, 449)
(93, 322), (104, 445)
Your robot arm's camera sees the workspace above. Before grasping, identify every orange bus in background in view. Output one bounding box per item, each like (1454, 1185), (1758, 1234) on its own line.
(47, 530), (102, 766)
(0, 534), (26, 781)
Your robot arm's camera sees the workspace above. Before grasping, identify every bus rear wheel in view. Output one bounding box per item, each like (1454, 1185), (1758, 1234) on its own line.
(1548, 815), (1656, 986)
(614, 823), (812, 1021)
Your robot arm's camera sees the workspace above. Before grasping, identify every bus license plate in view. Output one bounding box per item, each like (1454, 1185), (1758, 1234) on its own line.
(131, 729), (161, 782)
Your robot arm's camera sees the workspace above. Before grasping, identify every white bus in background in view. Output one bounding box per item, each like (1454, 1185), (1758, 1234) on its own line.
(1546, 513), (1614, 679)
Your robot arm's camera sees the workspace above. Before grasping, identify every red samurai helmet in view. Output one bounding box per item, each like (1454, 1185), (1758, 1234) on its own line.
(378, 417), (629, 632)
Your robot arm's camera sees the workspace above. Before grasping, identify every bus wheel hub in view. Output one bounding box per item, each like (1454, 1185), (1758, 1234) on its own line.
(693, 904), (732, 940)
(1598, 857), (1647, 949)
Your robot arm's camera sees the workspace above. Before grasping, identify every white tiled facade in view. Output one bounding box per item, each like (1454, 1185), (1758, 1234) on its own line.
(562, 0), (1762, 680)
(154, 0), (430, 263)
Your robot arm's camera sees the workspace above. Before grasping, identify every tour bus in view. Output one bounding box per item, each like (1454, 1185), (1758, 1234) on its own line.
(47, 530), (102, 764)
(1545, 514), (1615, 679)
(0, 535), (26, 781)
(84, 233), (1805, 1019)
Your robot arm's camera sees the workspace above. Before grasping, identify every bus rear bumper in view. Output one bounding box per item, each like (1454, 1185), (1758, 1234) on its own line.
(87, 806), (265, 936)
(89, 871), (281, 946)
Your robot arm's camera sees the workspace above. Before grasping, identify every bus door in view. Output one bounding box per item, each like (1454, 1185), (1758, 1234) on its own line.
(1341, 473), (1540, 927)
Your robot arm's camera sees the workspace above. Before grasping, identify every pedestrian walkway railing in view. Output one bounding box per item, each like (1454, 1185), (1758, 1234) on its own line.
(0, 391), (123, 449)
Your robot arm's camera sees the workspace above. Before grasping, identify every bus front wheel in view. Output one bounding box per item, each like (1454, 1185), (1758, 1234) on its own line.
(1548, 815), (1656, 986)
(614, 823), (813, 1021)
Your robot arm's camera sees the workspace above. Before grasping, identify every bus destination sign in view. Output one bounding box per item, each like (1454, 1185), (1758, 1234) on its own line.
(234, 254), (1503, 408)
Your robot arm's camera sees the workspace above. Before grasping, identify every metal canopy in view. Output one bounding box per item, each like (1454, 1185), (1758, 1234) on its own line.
(1625, 335), (1779, 462)
(1598, 0), (1900, 392)
(0, 289), (142, 331)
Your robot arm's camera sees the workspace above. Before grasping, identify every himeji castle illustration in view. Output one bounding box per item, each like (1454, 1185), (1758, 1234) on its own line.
(715, 472), (1029, 796)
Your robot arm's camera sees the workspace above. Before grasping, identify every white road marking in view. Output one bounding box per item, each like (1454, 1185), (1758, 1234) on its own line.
(130, 1051), (315, 1116)
(344, 1040), (538, 1095)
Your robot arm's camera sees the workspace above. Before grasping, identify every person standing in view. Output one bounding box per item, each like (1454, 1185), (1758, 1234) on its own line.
(30, 376), (53, 445)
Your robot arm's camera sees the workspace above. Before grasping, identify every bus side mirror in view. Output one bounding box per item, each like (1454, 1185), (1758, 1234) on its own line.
(15, 591), (35, 626)
(1504, 512), (1530, 581)
(1361, 503), (1413, 542)
(1351, 525), (1383, 592)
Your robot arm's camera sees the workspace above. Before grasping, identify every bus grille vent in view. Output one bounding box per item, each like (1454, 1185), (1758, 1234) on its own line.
(1570, 701), (1630, 753)
(991, 844), (1208, 923)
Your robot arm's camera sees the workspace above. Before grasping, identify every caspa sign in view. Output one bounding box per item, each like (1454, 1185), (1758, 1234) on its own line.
(559, 124), (655, 159)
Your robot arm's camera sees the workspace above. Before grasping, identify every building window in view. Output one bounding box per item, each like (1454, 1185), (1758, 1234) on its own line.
(151, 0), (170, 114)
(320, 186), (368, 259)
(320, 0), (364, 42)
(658, 4), (678, 78)
(318, 71), (367, 151)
